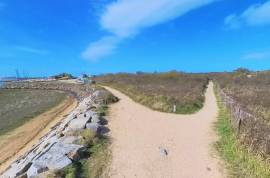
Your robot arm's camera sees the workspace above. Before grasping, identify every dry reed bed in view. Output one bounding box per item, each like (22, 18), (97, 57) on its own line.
(212, 72), (270, 162)
(95, 71), (208, 114)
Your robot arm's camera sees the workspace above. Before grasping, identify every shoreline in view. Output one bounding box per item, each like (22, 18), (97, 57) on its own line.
(0, 95), (78, 173)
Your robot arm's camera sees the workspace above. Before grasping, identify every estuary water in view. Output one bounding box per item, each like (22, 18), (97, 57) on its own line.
(0, 82), (6, 86)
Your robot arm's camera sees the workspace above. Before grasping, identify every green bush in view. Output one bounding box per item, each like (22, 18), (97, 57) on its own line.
(82, 129), (97, 148)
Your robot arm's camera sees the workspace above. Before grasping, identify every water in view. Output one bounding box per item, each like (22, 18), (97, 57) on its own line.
(0, 82), (6, 86)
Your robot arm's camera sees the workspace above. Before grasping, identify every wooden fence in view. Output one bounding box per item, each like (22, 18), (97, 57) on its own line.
(214, 79), (270, 159)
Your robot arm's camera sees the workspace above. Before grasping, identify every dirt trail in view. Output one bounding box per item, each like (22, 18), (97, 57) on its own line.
(103, 82), (225, 178)
(0, 95), (77, 173)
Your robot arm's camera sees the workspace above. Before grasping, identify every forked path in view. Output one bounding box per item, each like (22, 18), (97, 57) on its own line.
(103, 82), (225, 178)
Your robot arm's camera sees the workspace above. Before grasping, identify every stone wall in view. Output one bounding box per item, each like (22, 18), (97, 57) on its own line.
(0, 83), (95, 101)
(214, 79), (270, 159)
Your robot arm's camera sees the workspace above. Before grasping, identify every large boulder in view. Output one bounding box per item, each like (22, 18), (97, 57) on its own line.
(90, 114), (101, 124)
(67, 147), (85, 161)
(27, 143), (83, 177)
(86, 123), (101, 133)
(47, 155), (72, 170)
(66, 117), (90, 130)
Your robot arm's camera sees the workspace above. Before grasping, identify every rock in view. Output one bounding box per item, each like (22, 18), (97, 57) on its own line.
(63, 128), (84, 136)
(58, 136), (82, 144)
(27, 164), (49, 178)
(158, 147), (167, 155)
(47, 155), (72, 170)
(67, 117), (91, 130)
(86, 123), (101, 133)
(90, 114), (101, 124)
(27, 143), (83, 177)
(67, 147), (85, 161)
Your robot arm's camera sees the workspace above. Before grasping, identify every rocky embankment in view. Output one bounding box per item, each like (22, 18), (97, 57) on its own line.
(0, 83), (113, 178)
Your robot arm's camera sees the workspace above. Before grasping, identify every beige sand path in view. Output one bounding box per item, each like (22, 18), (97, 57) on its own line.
(103, 82), (224, 178)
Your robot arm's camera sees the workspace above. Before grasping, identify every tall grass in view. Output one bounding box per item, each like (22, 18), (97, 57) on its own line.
(213, 84), (270, 178)
(211, 72), (270, 125)
(95, 71), (208, 114)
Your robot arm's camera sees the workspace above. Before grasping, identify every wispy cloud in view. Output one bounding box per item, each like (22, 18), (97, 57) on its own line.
(242, 51), (270, 60)
(16, 47), (49, 54)
(81, 36), (119, 62)
(82, 0), (218, 61)
(225, 1), (270, 29)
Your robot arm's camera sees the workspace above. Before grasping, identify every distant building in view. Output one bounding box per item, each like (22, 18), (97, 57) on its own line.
(49, 73), (73, 79)
(247, 75), (255, 78)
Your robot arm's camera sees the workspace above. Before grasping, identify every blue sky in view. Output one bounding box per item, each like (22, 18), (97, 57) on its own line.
(0, 0), (270, 77)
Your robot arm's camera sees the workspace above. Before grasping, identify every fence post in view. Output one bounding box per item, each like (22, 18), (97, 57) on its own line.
(173, 105), (176, 112)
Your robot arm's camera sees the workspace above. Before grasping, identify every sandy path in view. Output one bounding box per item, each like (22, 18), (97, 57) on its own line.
(103, 82), (224, 178)
(0, 95), (77, 173)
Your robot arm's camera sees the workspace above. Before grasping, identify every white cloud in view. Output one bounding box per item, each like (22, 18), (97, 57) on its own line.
(16, 47), (49, 54)
(225, 1), (270, 29)
(82, 0), (218, 61)
(242, 51), (270, 60)
(81, 36), (119, 62)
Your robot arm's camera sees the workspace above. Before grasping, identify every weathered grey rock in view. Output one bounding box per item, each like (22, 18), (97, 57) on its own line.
(58, 136), (82, 144)
(158, 147), (167, 155)
(27, 143), (83, 177)
(90, 114), (101, 124)
(86, 123), (101, 133)
(67, 147), (85, 161)
(67, 117), (90, 130)
(27, 164), (49, 178)
(47, 155), (72, 170)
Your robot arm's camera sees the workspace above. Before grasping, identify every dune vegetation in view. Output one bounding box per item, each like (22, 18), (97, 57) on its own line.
(211, 69), (270, 125)
(94, 71), (208, 114)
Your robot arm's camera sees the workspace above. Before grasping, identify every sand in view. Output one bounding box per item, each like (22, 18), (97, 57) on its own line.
(0, 96), (77, 173)
(103, 82), (225, 178)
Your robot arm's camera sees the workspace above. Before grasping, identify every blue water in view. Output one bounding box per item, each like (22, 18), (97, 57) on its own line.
(0, 82), (6, 86)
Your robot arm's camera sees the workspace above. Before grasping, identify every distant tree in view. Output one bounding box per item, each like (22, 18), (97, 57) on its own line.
(136, 71), (143, 75)
(233, 68), (250, 74)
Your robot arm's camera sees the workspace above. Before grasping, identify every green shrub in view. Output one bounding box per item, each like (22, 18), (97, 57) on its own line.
(82, 129), (97, 148)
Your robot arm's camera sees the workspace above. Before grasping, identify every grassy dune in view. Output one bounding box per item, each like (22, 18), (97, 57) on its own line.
(0, 89), (69, 135)
(95, 71), (208, 114)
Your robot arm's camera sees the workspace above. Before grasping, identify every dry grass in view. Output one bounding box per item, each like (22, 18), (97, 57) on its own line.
(213, 84), (270, 178)
(211, 71), (270, 125)
(94, 71), (208, 114)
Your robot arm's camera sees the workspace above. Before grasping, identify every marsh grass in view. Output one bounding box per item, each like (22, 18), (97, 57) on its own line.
(0, 89), (68, 135)
(213, 84), (270, 178)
